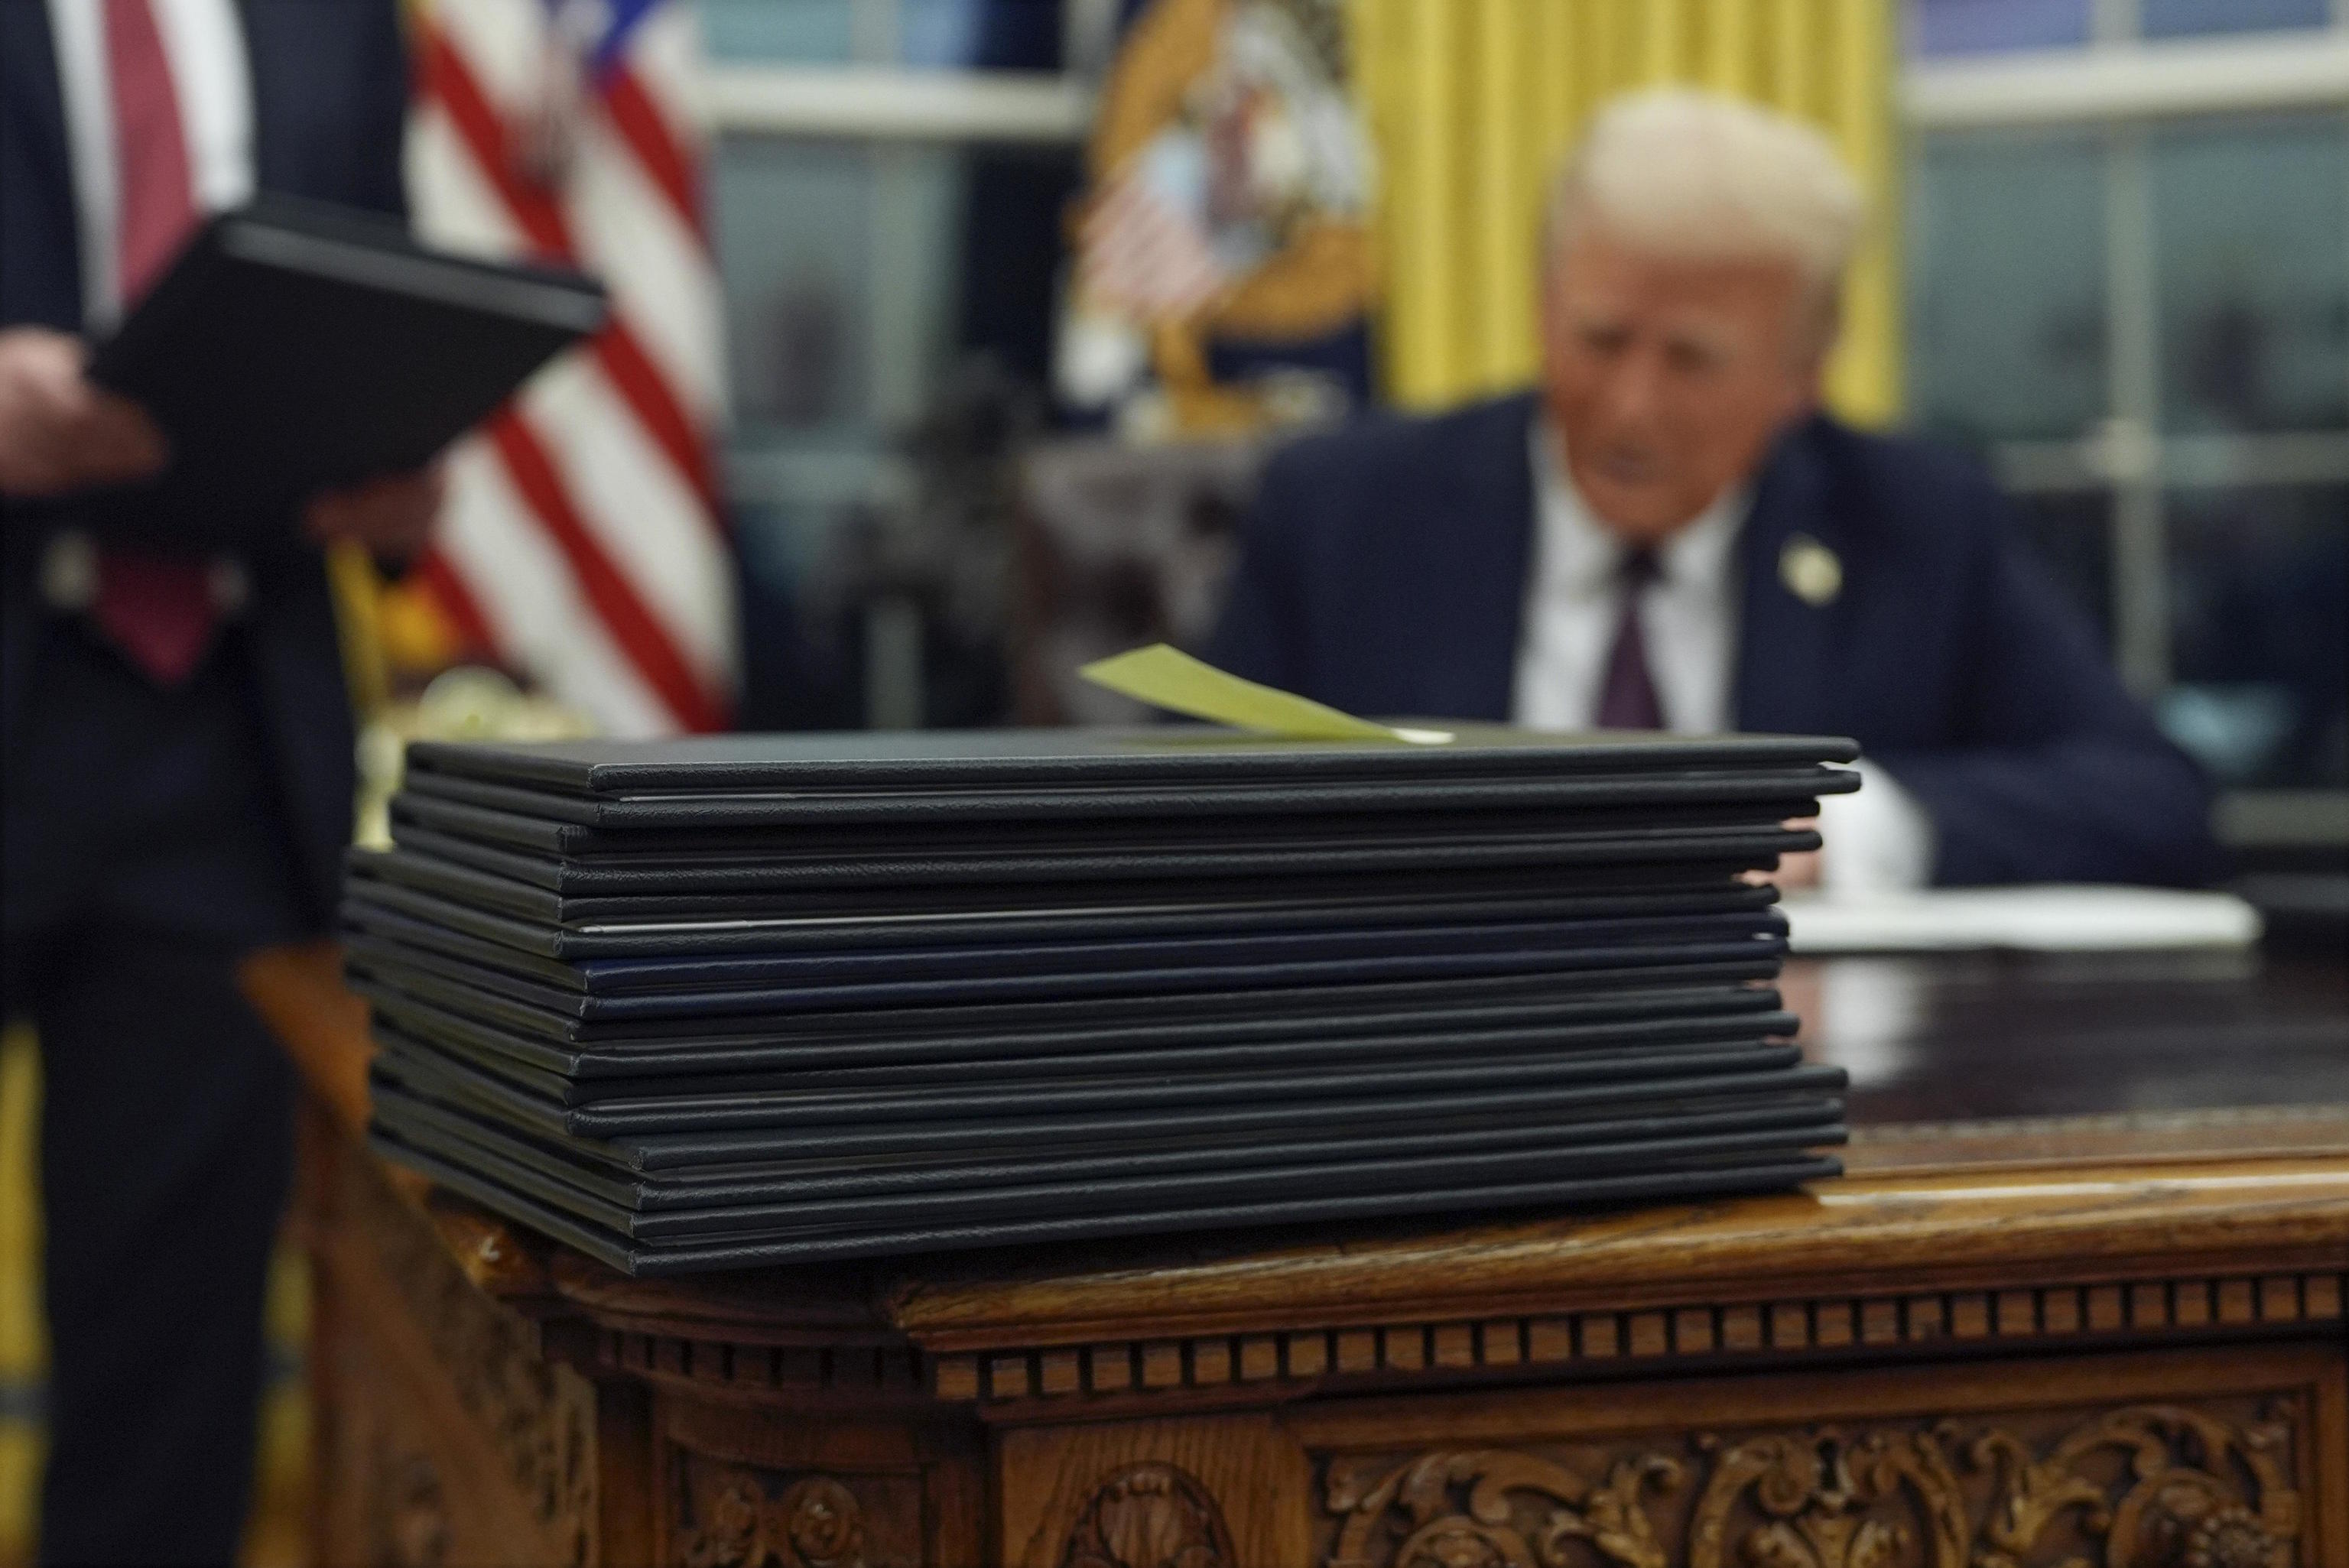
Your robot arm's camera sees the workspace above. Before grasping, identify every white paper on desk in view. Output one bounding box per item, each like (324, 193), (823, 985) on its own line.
(1782, 885), (2263, 954)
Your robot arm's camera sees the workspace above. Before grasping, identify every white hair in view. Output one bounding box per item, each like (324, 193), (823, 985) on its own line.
(1546, 88), (1864, 351)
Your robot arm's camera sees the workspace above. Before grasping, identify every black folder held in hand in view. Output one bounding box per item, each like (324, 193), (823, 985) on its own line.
(86, 195), (606, 541)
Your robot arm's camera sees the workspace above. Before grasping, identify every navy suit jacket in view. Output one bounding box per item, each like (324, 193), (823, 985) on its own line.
(2, 0), (410, 929)
(1204, 391), (2224, 887)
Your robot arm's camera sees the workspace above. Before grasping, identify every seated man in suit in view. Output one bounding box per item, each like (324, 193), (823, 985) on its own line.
(1204, 88), (2221, 889)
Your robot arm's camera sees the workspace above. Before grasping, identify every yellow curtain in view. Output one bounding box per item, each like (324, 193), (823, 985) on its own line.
(1349, 0), (1901, 424)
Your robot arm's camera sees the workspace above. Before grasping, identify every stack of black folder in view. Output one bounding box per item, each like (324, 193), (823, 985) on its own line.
(346, 726), (1860, 1275)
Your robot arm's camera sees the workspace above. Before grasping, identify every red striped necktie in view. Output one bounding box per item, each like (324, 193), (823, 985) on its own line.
(93, 0), (219, 687)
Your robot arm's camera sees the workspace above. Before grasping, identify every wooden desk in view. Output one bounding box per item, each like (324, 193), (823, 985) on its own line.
(242, 944), (2349, 1568)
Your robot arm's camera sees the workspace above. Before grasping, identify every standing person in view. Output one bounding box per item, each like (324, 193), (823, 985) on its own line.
(0, 2), (436, 1560)
(1205, 88), (2221, 890)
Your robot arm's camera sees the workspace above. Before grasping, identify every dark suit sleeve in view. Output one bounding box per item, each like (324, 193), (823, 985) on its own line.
(242, 0), (410, 219)
(1873, 501), (2225, 888)
(348, 0), (411, 220)
(1199, 446), (1312, 691)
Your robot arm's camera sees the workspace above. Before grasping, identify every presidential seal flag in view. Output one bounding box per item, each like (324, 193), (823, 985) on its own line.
(401, 0), (735, 735)
(1058, 0), (1376, 438)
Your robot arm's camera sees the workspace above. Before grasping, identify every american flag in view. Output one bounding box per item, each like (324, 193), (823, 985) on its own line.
(404, 0), (735, 735)
(1079, 164), (1227, 320)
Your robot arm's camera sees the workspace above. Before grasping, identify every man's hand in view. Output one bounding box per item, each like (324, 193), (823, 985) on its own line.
(304, 465), (445, 564)
(0, 327), (168, 498)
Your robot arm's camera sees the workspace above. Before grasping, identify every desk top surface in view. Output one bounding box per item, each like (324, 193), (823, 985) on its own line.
(1798, 950), (2349, 1170)
(243, 940), (2349, 1346)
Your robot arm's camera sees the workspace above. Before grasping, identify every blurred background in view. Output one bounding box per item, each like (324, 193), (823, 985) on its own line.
(2, 0), (2345, 1559)
(704, 0), (2345, 872)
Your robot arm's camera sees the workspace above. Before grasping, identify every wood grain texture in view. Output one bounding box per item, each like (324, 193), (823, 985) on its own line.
(884, 1159), (2349, 1355)
(654, 1394), (987, 1567)
(548, 1249), (889, 1339)
(1297, 1345), (2348, 1568)
(595, 1379), (657, 1568)
(428, 1192), (555, 1298)
(239, 940), (372, 1139)
(309, 1134), (598, 1566)
(997, 1415), (1311, 1568)
(929, 1347), (2346, 1566)
(668, 1454), (924, 1568)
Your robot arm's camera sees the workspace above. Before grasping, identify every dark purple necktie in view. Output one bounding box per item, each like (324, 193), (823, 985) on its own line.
(1594, 547), (1665, 731)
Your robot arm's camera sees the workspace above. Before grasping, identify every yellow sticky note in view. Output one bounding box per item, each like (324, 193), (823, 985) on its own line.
(1078, 644), (1453, 745)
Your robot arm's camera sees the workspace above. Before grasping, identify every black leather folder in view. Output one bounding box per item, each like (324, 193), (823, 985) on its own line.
(376, 1057), (1845, 1174)
(349, 843), (1760, 924)
(374, 1083), (1843, 1210)
(383, 813), (1822, 894)
(398, 761), (1859, 829)
(343, 937), (1785, 1033)
(340, 920), (1788, 1020)
(359, 976), (1786, 1083)
(346, 846), (1779, 955)
(377, 1105), (1844, 1242)
(382, 818), (1802, 898)
(371, 1031), (1808, 1139)
(347, 951), (1785, 1050)
(371, 1130), (1844, 1274)
(375, 998), (1801, 1104)
(341, 893), (1782, 992)
(404, 726), (1860, 793)
(353, 844), (1776, 923)
(388, 790), (1815, 859)
(86, 196), (603, 541)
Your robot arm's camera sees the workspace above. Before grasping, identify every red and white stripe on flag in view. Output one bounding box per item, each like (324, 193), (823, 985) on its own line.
(1080, 168), (1226, 319)
(405, 0), (735, 736)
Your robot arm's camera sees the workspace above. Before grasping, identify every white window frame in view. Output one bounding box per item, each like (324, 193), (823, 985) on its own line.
(695, 0), (1105, 142)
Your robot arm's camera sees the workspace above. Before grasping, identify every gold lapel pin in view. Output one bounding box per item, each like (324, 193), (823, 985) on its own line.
(1779, 534), (1842, 607)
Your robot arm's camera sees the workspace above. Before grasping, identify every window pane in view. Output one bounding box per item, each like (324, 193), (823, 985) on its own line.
(1909, 132), (2109, 443)
(715, 133), (983, 726)
(715, 139), (878, 428)
(2141, 0), (2330, 37)
(713, 139), (970, 430)
(700, 0), (1040, 67)
(1909, 0), (2091, 56)
(702, 0), (857, 63)
(2152, 117), (2349, 436)
(2010, 490), (2116, 648)
(898, 0), (984, 68)
(2164, 485), (2349, 788)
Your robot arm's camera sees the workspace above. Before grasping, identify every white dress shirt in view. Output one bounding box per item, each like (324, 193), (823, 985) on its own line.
(47, 0), (255, 330)
(1510, 421), (1936, 891)
(1512, 422), (1743, 735)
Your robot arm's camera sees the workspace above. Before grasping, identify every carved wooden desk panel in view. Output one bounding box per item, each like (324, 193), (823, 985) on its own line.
(242, 944), (2349, 1568)
(1009, 1349), (2342, 1568)
(295, 1104), (602, 1567)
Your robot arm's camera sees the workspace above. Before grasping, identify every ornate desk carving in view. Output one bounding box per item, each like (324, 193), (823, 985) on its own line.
(242, 945), (2349, 1567)
(1311, 1385), (2319, 1568)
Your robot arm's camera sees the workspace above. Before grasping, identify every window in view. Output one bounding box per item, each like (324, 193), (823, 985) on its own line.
(701, 0), (1106, 727)
(1909, 131), (2107, 444)
(1903, 1), (2349, 849)
(1911, 0), (2092, 57)
(2139, 0), (2331, 39)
